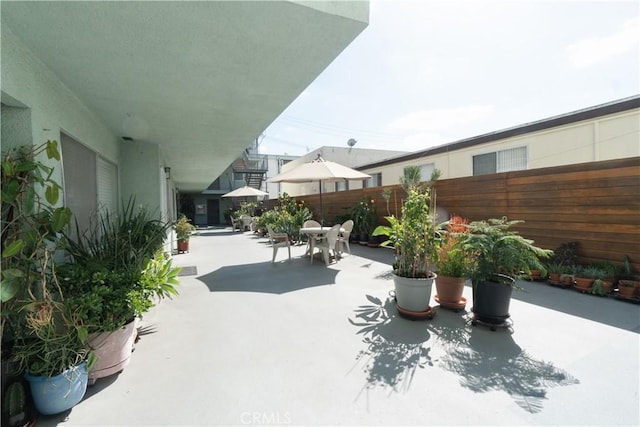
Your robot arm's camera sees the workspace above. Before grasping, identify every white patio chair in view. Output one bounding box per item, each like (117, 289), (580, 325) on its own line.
(240, 215), (253, 231)
(267, 225), (291, 263)
(311, 224), (341, 266)
(338, 219), (354, 256)
(302, 219), (322, 254)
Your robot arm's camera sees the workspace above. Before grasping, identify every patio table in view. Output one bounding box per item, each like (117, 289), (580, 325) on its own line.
(299, 226), (345, 260)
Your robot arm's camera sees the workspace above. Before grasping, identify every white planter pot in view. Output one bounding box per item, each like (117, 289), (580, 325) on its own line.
(393, 273), (436, 312)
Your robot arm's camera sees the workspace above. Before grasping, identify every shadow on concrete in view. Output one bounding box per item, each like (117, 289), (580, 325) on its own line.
(348, 243), (395, 266)
(349, 294), (433, 396)
(510, 280), (640, 333)
(430, 310), (580, 414)
(199, 259), (339, 294)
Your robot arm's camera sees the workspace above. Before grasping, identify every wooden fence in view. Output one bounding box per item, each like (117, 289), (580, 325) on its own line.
(267, 157), (640, 270)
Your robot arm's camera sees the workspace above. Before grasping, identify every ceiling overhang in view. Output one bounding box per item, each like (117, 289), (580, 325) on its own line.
(1, 1), (369, 192)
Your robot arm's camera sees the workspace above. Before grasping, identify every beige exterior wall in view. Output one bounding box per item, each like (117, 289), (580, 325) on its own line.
(276, 146), (406, 197)
(361, 108), (640, 185)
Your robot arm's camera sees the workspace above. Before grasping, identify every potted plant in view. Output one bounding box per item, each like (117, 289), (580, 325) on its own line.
(13, 299), (95, 416)
(616, 255), (640, 299)
(372, 188), (441, 314)
(574, 265), (603, 292)
(546, 262), (564, 285)
(560, 264), (578, 287)
(174, 214), (194, 253)
(1, 141), (89, 415)
(352, 198), (375, 245)
(459, 217), (553, 325)
(434, 216), (476, 310)
(59, 201), (178, 383)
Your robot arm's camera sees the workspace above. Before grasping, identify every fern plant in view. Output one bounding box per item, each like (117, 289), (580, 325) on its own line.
(460, 217), (553, 286)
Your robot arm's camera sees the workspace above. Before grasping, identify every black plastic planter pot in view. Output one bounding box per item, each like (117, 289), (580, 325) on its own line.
(472, 275), (514, 324)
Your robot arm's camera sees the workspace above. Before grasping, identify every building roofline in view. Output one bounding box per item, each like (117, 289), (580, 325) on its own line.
(357, 95), (640, 170)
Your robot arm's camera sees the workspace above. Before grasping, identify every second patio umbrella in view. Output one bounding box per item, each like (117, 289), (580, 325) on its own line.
(222, 186), (269, 198)
(267, 154), (371, 225)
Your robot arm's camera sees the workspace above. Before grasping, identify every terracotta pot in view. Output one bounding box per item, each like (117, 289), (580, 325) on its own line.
(530, 270), (543, 280)
(548, 272), (561, 283)
(618, 282), (638, 298)
(435, 275), (467, 305)
(177, 239), (189, 253)
(88, 319), (137, 382)
(561, 274), (575, 286)
(574, 277), (594, 291)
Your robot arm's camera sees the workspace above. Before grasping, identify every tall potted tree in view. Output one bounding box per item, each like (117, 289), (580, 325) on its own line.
(460, 217), (553, 326)
(372, 188), (441, 315)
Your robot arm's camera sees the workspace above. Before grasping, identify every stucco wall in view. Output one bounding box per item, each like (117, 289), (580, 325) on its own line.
(361, 109), (640, 185)
(2, 25), (169, 221)
(120, 140), (163, 213)
(1, 26), (120, 167)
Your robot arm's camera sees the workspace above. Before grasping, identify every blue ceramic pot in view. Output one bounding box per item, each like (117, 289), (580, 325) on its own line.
(25, 361), (88, 415)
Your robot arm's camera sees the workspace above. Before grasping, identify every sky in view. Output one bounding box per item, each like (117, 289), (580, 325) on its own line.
(259, 0), (640, 156)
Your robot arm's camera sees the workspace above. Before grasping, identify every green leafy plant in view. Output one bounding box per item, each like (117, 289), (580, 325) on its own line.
(174, 214), (195, 242)
(12, 299), (95, 377)
(256, 193), (311, 242)
(352, 198), (376, 236)
(590, 279), (609, 296)
(137, 250), (180, 304)
(373, 189), (441, 278)
(548, 241), (579, 266)
(59, 200), (172, 333)
(435, 216), (476, 278)
(459, 217), (553, 286)
(1, 141), (79, 377)
(576, 265), (604, 279)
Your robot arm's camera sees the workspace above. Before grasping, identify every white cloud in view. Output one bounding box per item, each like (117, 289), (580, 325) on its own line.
(388, 105), (495, 132)
(567, 16), (640, 68)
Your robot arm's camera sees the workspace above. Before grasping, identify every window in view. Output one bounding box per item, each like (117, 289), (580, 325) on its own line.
(419, 164), (435, 181)
(364, 172), (382, 188)
(473, 147), (527, 175)
(335, 180), (349, 192)
(97, 157), (118, 215)
(233, 172), (244, 181)
(61, 134), (119, 235)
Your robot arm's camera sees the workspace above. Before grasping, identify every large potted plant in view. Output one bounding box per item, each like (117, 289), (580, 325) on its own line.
(460, 217), (552, 325)
(434, 216), (476, 310)
(373, 188), (441, 314)
(59, 200), (178, 383)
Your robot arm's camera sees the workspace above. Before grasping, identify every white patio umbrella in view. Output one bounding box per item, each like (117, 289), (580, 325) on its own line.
(222, 186), (269, 198)
(267, 154), (371, 225)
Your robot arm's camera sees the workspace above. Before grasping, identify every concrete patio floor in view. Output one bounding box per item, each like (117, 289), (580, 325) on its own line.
(38, 227), (639, 426)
